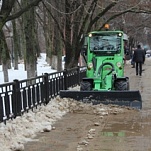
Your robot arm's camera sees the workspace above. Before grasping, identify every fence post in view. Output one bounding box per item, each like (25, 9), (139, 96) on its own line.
(63, 69), (67, 90)
(77, 66), (80, 85)
(44, 73), (49, 104)
(13, 79), (21, 117)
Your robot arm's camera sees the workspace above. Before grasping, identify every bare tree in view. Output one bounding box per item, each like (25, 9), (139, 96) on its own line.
(23, 0), (37, 79)
(43, 0), (151, 69)
(0, 0), (42, 82)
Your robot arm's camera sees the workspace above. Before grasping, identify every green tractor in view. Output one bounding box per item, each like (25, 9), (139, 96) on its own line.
(81, 30), (128, 91)
(60, 30), (142, 109)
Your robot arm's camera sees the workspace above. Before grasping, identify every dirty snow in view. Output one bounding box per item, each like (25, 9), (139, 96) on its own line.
(0, 53), (141, 151)
(0, 96), (134, 151)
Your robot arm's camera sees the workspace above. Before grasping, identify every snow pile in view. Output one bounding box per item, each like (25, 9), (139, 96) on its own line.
(0, 52), (140, 151)
(0, 96), (136, 151)
(0, 97), (69, 151)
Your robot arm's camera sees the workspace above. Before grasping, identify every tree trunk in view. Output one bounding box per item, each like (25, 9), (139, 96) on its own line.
(19, 9), (27, 70)
(43, 0), (65, 69)
(35, 22), (41, 57)
(43, 5), (52, 65)
(24, 0), (37, 79)
(64, 1), (73, 69)
(12, 19), (19, 69)
(0, 30), (10, 82)
(2, 62), (9, 82)
(51, 0), (63, 71)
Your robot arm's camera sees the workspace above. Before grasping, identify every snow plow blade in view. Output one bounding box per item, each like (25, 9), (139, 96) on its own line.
(60, 90), (142, 109)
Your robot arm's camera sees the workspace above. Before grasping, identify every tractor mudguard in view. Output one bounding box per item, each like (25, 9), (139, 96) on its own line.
(59, 90), (142, 109)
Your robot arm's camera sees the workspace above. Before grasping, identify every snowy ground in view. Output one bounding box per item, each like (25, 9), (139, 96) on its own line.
(0, 53), (149, 151)
(0, 96), (131, 151)
(0, 53), (56, 84)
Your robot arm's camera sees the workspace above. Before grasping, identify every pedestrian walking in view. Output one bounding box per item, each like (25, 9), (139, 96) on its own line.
(124, 42), (129, 64)
(133, 44), (145, 76)
(131, 47), (136, 68)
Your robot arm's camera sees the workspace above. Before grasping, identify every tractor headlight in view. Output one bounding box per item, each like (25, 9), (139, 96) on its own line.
(116, 62), (122, 68)
(87, 62), (93, 70)
(118, 32), (123, 37)
(88, 33), (92, 37)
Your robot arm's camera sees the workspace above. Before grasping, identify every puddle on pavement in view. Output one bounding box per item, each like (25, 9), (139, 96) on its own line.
(95, 111), (151, 151)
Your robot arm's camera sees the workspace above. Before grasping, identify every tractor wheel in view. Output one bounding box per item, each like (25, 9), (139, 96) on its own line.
(80, 81), (92, 91)
(115, 80), (129, 90)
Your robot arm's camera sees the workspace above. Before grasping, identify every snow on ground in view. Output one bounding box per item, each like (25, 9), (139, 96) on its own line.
(0, 53), (56, 84)
(0, 53), (147, 151)
(0, 97), (69, 151)
(0, 96), (131, 151)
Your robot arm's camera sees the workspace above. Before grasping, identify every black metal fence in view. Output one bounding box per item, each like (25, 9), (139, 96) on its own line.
(0, 66), (86, 124)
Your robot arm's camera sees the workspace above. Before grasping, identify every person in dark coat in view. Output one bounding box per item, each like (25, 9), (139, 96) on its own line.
(131, 47), (136, 68)
(133, 44), (145, 76)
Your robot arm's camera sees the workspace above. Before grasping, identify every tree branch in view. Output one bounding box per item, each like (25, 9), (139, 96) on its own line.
(6, 0), (42, 22)
(42, 1), (65, 44)
(86, 1), (118, 32)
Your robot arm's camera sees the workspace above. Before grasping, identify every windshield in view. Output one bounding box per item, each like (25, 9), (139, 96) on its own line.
(90, 34), (121, 53)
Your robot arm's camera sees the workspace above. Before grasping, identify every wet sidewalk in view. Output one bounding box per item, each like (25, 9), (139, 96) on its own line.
(24, 59), (151, 151)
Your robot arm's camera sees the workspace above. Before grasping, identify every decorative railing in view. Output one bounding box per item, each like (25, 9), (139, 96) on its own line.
(0, 66), (86, 124)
